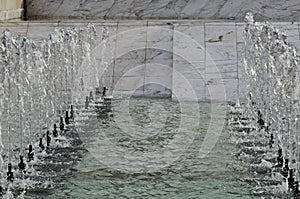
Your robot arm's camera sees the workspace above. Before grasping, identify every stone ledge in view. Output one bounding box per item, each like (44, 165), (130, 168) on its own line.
(0, 8), (23, 21)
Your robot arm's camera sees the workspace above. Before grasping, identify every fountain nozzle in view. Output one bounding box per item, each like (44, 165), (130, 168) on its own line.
(39, 138), (45, 151)
(277, 148), (283, 167)
(70, 105), (74, 119)
(53, 123), (58, 137)
(65, 111), (70, 125)
(102, 87), (107, 97)
(282, 159), (289, 178)
(85, 96), (89, 109)
(294, 181), (299, 198)
(89, 91), (94, 101)
(46, 130), (51, 147)
(7, 163), (14, 182)
(60, 116), (64, 131)
(288, 169), (295, 190)
(28, 144), (34, 162)
(18, 155), (26, 171)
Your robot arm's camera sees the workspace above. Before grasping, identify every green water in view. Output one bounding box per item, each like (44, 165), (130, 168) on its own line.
(30, 98), (256, 199)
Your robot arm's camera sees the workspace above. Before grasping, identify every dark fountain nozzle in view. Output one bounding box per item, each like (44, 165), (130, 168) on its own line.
(257, 110), (265, 129)
(102, 87), (107, 97)
(65, 111), (70, 125)
(277, 148), (283, 168)
(85, 96), (89, 109)
(288, 169), (295, 190)
(7, 163), (14, 182)
(282, 159), (289, 178)
(46, 130), (51, 147)
(39, 138), (45, 151)
(89, 91), (94, 101)
(60, 116), (64, 131)
(294, 181), (299, 198)
(70, 105), (74, 119)
(28, 144), (34, 162)
(18, 155), (26, 171)
(269, 133), (274, 148)
(53, 123), (58, 137)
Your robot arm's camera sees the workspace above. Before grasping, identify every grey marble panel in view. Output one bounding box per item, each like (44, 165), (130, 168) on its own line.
(206, 60), (238, 79)
(113, 75), (145, 92)
(114, 58), (145, 77)
(173, 59), (205, 79)
(28, 0), (300, 21)
(205, 23), (236, 43)
(144, 83), (172, 97)
(145, 63), (172, 77)
(112, 51), (145, 87)
(206, 78), (238, 101)
(28, 0), (115, 18)
(172, 73), (205, 101)
(174, 23), (204, 43)
(144, 76), (172, 97)
(236, 23), (245, 43)
(206, 43), (237, 61)
(174, 39), (205, 62)
(141, 0), (186, 19)
(116, 24), (147, 58)
(105, 0), (136, 18)
(146, 49), (173, 65)
(146, 25), (173, 52)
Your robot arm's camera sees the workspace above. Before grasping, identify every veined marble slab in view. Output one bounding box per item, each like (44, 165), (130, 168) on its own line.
(206, 43), (237, 61)
(145, 76), (172, 92)
(116, 24), (147, 58)
(206, 60), (238, 79)
(28, 0), (300, 21)
(173, 23), (205, 62)
(113, 75), (144, 91)
(172, 72), (206, 101)
(173, 59), (205, 79)
(174, 23), (204, 43)
(114, 57), (145, 77)
(206, 78), (238, 101)
(236, 23), (245, 43)
(147, 25), (173, 52)
(145, 63), (172, 77)
(205, 23), (236, 43)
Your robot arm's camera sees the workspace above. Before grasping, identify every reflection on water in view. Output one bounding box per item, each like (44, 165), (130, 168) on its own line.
(30, 98), (256, 199)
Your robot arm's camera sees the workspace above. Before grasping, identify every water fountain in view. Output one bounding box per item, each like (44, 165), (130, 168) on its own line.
(229, 13), (300, 198)
(0, 23), (111, 197)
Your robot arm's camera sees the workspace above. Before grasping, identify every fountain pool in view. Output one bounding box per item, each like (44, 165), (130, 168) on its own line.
(25, 98), (257, 199)
(0, 13), (299, 198)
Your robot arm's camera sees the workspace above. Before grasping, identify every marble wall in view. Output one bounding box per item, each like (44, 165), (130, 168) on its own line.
(1, 20), (300, 101)
(27, 0), (300, 21)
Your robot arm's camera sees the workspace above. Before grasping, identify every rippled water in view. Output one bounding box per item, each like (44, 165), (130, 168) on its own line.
(27, 98), (257, 199)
